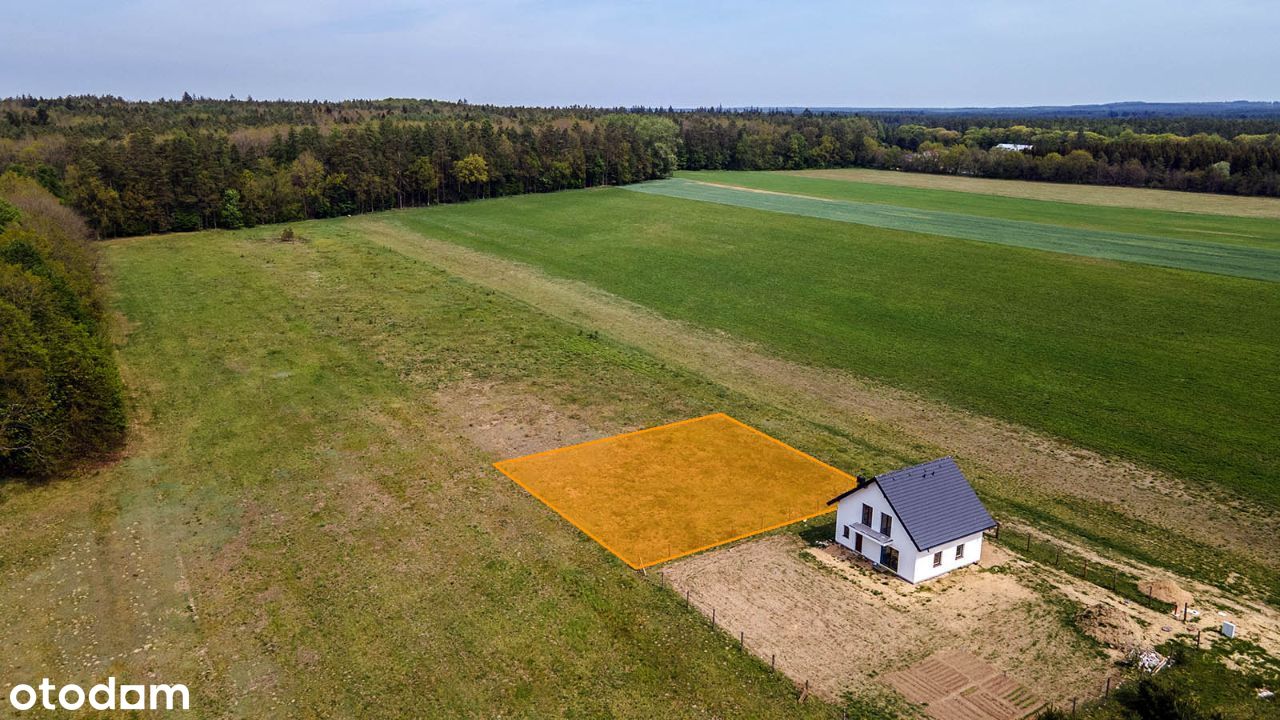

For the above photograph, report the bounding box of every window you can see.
[879,513,892,538]
[933,551,943,567]
[842,525,850,539]
[861,504,873,526]
[955,543,965,560]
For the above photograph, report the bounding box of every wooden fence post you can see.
[1083,558,1089,581]
[712,607,716,628]
[771,653,776,671]
[1072,697,1077,714]
[1026,532,1032,552]
[739,631,744,649]
[1105,677,1111,698]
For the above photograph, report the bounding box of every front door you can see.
[880,545,899,572]
[854,533,863,553]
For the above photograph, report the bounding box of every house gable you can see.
[833,482,912,551]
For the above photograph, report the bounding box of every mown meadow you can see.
[3,220,927,718]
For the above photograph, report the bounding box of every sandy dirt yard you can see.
[663,535,1113,711]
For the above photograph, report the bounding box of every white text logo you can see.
[7,678,189,711]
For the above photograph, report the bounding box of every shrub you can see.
[0,198,17,230]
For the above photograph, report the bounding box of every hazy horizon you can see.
[4,1,1278,108]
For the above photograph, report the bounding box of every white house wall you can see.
[910,531,985,583]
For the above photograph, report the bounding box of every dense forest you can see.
[2,96,1279,237]
[0,173,124,477]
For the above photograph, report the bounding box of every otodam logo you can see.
[7,678,189,711]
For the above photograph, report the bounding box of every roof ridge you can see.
[874,455,954,481]
[864,456,995,551]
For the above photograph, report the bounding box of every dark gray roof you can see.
[828,457,995,551]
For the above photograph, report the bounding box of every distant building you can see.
[827,457,996,583]
[992,143,1033,152]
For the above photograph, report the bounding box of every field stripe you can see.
[625,178,1280,282]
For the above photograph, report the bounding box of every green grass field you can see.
[391,187,1280,508]
[628,178,1280,281]
[686,171,1280,247]
[1,225,866,718]
[4,184,1277,716]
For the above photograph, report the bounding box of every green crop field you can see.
[626,178,1280,281]
[676,170,1280,249]
[390,186,1280,508]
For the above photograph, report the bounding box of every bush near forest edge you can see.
[0,172,124,477]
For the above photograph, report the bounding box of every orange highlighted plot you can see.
[494,413,857,568]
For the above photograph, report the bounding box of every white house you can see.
[992,142,1033,152]
[827,457,996,583]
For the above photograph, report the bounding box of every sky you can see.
[3,0,1278,108]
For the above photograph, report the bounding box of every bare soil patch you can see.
[885,649,1043,720]
[1138,578,1194,609]
[1075,603,1140,650]
[662,535,1110,706]
[432,377,604,459]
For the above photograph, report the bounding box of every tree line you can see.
[7,112,677,237]
[2,97,1279,238]
[675,113,1280,196]
[0,173,124,477]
